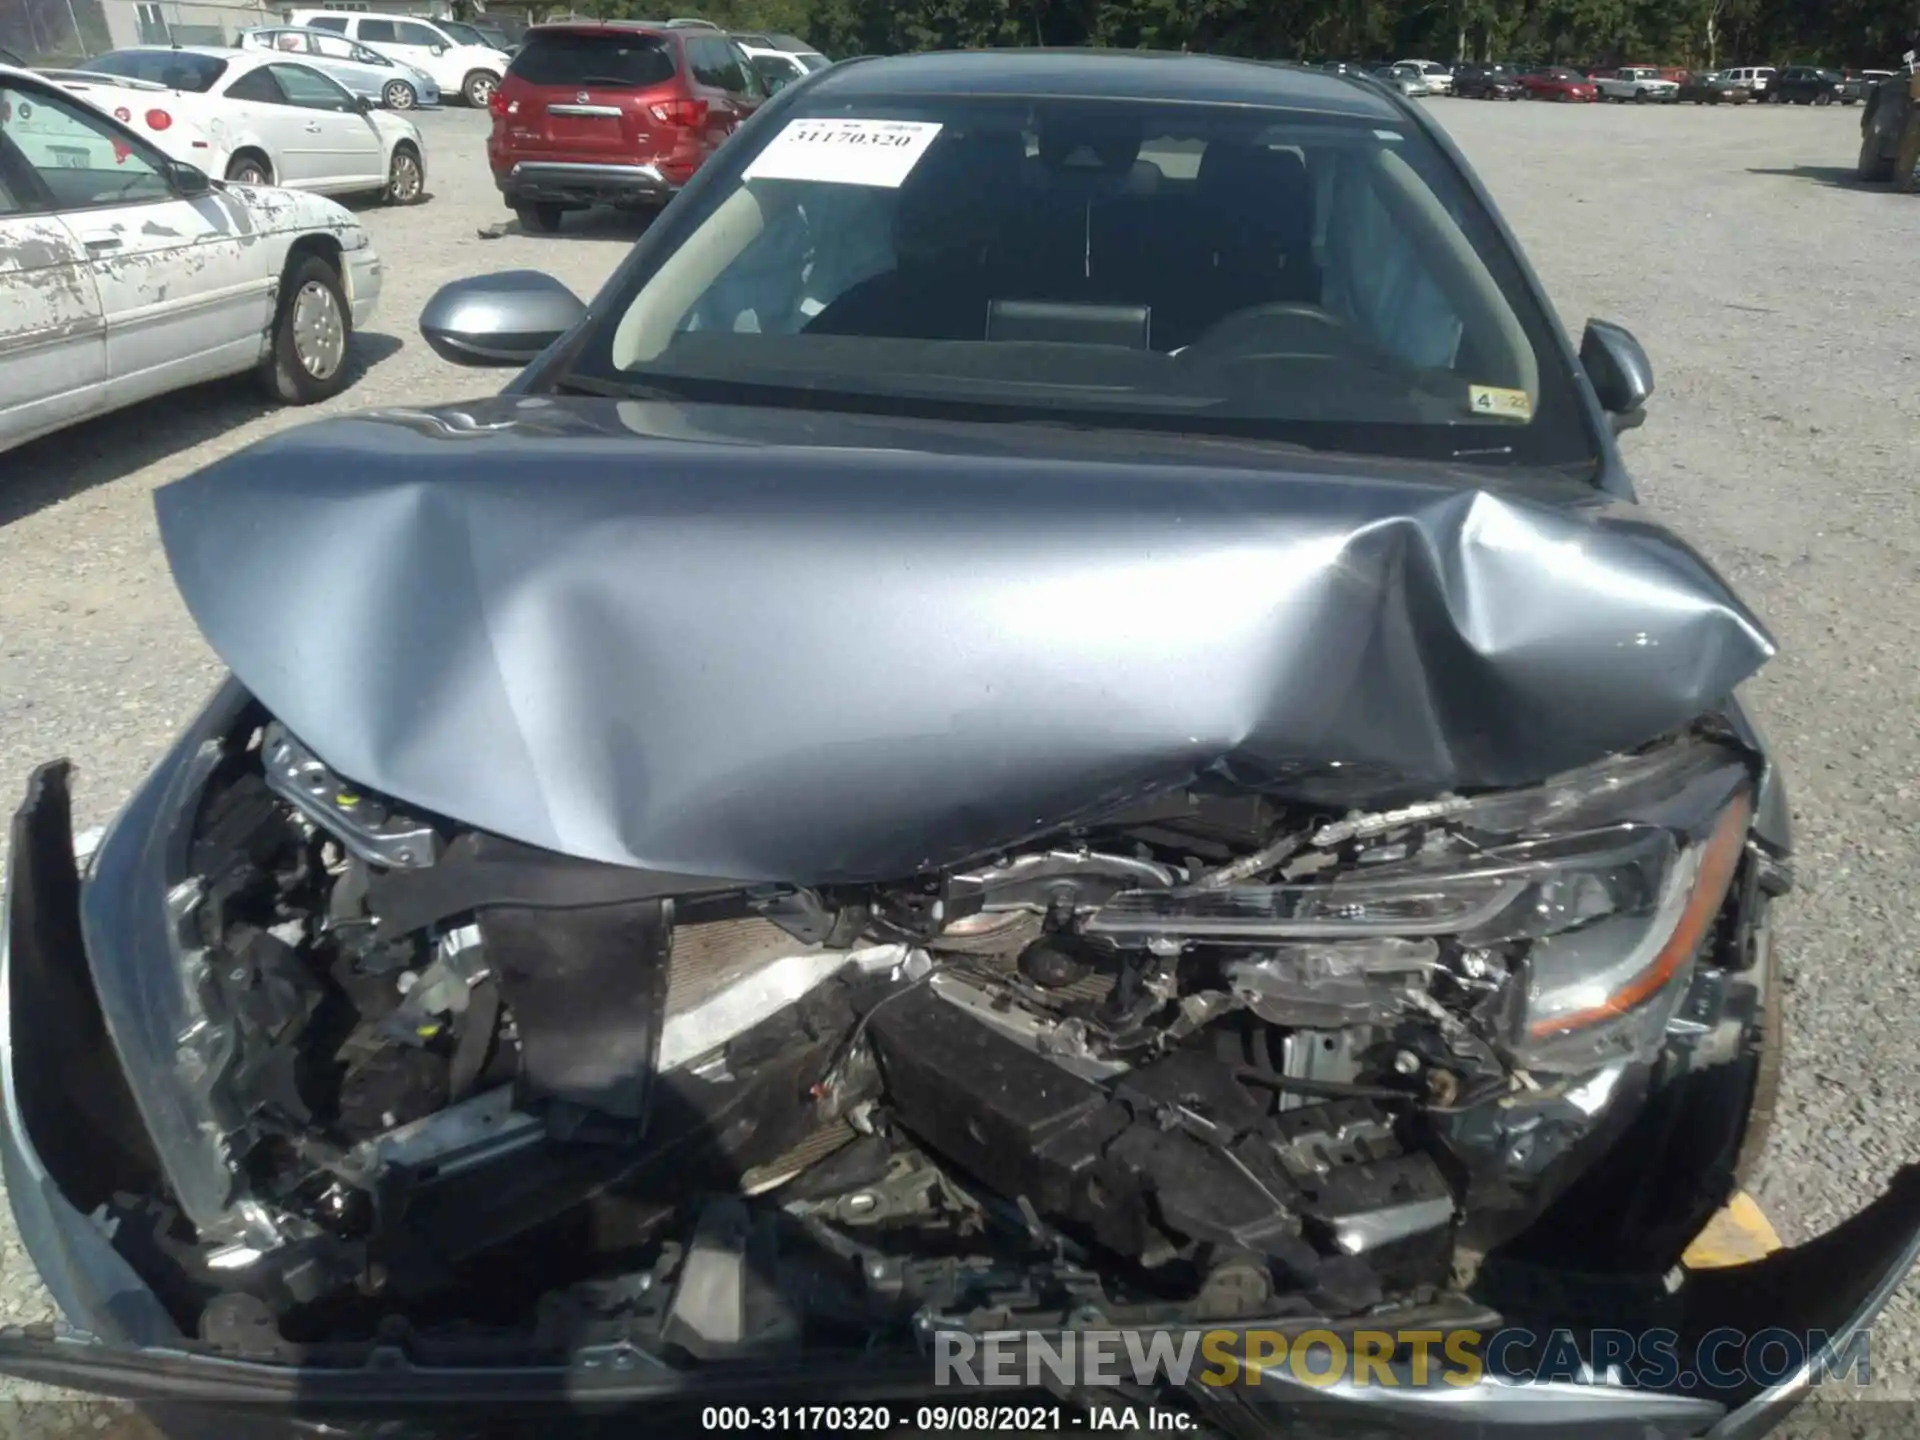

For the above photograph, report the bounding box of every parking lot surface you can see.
[0,98,1917,1433]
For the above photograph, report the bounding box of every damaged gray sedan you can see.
[4,48,1917,1438]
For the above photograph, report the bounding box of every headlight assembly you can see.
[1085,735,1757,1073]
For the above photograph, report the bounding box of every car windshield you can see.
[796,51,829,71]
[79,49,228,90]
[564,94,1595,469]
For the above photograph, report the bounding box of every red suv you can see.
[487,21,768,233]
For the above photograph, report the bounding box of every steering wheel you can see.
[1178,303,1352,362]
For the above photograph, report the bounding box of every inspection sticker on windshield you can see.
[1468,384,1533,420]
[742,118,945,188]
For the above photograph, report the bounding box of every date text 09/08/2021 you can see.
[701,1406,1187,1431]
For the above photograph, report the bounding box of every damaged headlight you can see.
[1086,737,1755,1073]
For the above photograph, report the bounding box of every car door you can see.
[681,35,746,153]
[304,31,380,99]
[217,65,317,184]
[264,62,383,189]
[0,75,266,411]
[726,38,769,114]
[0,88,107,449]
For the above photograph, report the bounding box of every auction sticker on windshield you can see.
[1468,384,1534,420]
[742,118,945,188]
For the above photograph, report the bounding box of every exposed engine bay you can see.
[105,704,1788,1361]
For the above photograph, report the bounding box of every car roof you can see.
[87,45,274,72]
[528,20,675,35]
[805,48,1401,118]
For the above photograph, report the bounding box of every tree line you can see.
[553,0,1920,74]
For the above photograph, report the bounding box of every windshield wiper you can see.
[555,374,689,403]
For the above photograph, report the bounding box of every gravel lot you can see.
[0,95,1916,1433]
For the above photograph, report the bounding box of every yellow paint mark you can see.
[1683,1191,1785,1270]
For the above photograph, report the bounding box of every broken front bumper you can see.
[3,761,1917,1436]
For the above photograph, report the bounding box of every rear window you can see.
[508,31,676,87]
[79,49,228,91]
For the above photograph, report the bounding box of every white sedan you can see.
[55,46,425,201]
[0,63,384,455]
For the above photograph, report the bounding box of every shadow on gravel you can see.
[0,333,405,530]
[475,208,661,243]
[1746,164,1880,191]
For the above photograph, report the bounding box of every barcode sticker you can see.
[742,118,944,188]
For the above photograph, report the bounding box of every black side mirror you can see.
[167,159,213,198]
[1580,319,1654,434]
[420,271,587,367]
[354,93,374,113]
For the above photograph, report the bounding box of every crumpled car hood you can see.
[152,397,1774,883]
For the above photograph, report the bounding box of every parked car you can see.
[489,20,766,233]
[1453,63,1524,99]
[1519,66,1599,101]
[1371,63,1428,97]
[435,17,518,56]
[0,63,380,453]
[287,9,506,106]
[733,30,830,77]
[1677,70,1753,104]
[1768,64,1845,104]
[239,25,441,109]
[68,47,425,199]
[0,43,1897,1440]
[1594,64,1681,102]
[33,65,226,158]
[1722,64,1776,96]
[1391,57,1452,93]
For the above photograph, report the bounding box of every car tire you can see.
[463,70,499,107]
[224,152,271,185]
[515,201,566,234]
[386,143,424,205]
[1855,126,1894,180]
[382,79,417,110]
[258,254,352,406]
[1894,111,1920,194]
[1814,92,1832,106]
[1634,88,1648,102]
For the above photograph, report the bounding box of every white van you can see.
[286,9,505,105]
[1723,65,1777,95]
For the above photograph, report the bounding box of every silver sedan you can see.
[238,26,441,109]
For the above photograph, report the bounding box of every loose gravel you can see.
[0,97,1914,1435]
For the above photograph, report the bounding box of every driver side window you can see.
[393,21,443,47]
[0,81,174,211]
[269,63,356,111]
